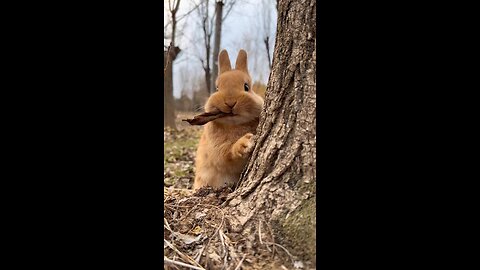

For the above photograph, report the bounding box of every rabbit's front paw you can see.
[232,133,254,158]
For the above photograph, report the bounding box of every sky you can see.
[164,0,277,98]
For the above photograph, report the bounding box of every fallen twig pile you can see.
[164,187,302,270]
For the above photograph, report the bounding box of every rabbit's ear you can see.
[219,50,232,75]
[235,49,248,73]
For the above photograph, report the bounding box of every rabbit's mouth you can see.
[211,107,236,116]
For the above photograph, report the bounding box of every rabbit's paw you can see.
[232,133,254,158]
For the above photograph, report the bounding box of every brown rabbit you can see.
[193,49,264,190]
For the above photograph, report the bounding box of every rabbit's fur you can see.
[193,49,264,190]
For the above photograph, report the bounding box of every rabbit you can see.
[193,49,264,190]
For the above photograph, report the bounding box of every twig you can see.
[265,241,295,265]
[165,203,194,208]
[218,229,226,257]
[178,205,199,222]
[164,256,205,270]
[164,218,173,233]
[233,254,246,270]
[263,218,276,257]
[194,245,205,263]
[258,219,271,252]
[200,204,225,258]
[258,219,263,245]
[218,230,228,270]
[164,239,205,269]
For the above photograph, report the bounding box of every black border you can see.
[4,0,472,268]
[8,2,165,268]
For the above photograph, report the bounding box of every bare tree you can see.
[164,0,183,129]
[194,0,215,96]
[240,32,261,80]
[259,0,276,71]
[227,0,274,84]
[165,0,205,128]
[177,64,197,112]
[222,0,316,266]
[211,0,238,93]
[191,0,238,95]
[211,1,224,94]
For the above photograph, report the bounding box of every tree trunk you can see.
[164,48,180,129]
[199,0,213,96]
[224,0,316,265]
[211,1,223,93]
[164,0,181,129]
[204,61,212,97]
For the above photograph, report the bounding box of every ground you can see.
[164,111,202,189]
[164,112,314,270]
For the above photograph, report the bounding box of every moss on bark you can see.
[274,196,316,264]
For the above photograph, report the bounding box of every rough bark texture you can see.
[224,0,316,264]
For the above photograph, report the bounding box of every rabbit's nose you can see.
[225,101,237,108]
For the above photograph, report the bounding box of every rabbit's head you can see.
[205,49,264,125]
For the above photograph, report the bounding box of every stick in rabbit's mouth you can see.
[182,111,234,126]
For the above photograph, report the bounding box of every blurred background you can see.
[164,0,277,129]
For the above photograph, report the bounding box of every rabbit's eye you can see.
[244,83,249,92]
[216,86,219,91]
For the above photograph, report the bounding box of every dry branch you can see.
[182,111,233,125]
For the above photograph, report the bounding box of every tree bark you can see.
[224,0,316,265]
[211,1,223,93]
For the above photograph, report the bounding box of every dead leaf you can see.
[173,232,202,245]
[191,225,203,235]
[182,111,234,125]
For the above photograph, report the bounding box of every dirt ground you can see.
[164,112,203,189]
